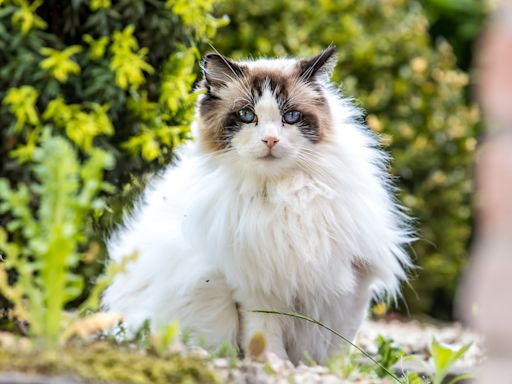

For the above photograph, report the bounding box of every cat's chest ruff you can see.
[190,172,347,296]
[236,182,335,250]
[234,173,334,226]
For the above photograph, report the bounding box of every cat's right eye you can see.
[238,108,255,123]
[283,110,301,124]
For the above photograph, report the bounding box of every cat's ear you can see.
[298,46,337,82]
[201,53,246,87]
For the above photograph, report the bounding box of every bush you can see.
[214,0,479,319]
[0,0,225,339]
[419,0,491,70]
[0,0,226,185]
[0,135,113,346]
[0,0,478,322]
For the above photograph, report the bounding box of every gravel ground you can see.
[207,319,484,383]
[357,319,484,370]
[0,319,484,383]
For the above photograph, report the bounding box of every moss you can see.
[0,342,219,384]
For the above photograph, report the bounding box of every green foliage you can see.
[0,342,220,383]
[0,0,224,345]
[0,0,226,191]
[430,338,473,384]
[328,335,472,384]
[43,98,114,152]
[3,85,39,132]
[0,135,113,347]
[10,0,46,34]
[215,0,479,319]
[404,371,424,384]
[328,349,369,380]
[419,0,491,70]
[39,45,83,83]
[214,341,239,368]
[110,25,154,90]
[375,336,405,379]
[152,320,180,355]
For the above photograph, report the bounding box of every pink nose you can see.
[262,136,279,149]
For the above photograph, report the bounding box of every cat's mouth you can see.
[258,153,279,160]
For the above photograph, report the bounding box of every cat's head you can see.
[197,47,337,177]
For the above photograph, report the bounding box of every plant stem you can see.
[251,309,402,384]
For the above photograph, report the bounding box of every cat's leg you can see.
[238,293,289,360]
[102,220,240,349]
[174,271,240,350]
[324,278,373,360]
[285,276,373,364]
[104,251,240,349]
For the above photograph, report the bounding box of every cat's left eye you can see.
[238,108,255,123]
[283,110,301,124]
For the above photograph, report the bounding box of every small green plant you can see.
[430,338,473,384]
[396,337,473,384]
[376,336,405,378]
[151,320,180,355]
[0,134,113,348]
[128,319,153,350]
[214,341,239,368]
[181,328,192,346]
[403,371,424,384]
[328,349,370,380]
[373,338,424,384]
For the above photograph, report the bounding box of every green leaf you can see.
[431,338,473,384]
[447,373,475,384]
[431,338,453,374]
[64,274,85,302]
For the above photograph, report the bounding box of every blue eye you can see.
[238,108,255,123]
[283,110,301,124]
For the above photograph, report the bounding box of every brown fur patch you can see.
[198,61,333,152]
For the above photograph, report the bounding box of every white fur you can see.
[102,59,411,364]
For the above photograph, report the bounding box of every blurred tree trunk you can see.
[459,1,512,381]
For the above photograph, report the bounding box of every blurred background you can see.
[0,0,494,326]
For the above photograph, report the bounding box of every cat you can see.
[102,47,412,365]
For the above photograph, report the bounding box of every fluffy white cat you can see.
[102,47,412,364]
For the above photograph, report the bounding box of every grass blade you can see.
[251,309,402,383]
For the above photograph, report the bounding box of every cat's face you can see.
[197,48,336,176]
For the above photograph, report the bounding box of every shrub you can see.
[0,0,225,340]
[419,0,491,70]
[1,0,226,186]
[0,135,113,346]
[0,0,478,322]
[214,0,479,319]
